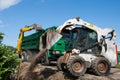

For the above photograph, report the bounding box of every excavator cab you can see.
[61,26,99,54]
[72,27,99,54]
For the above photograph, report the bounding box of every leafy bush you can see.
[0,45,20,80]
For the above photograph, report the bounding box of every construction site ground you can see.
[15,62,120,80]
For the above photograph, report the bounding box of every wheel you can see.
[67,56,87,77]
[57,56,67,71]
[26,50,33,62]
[21,50,33,62]
[91,57,111,76]
[21,51,27,61]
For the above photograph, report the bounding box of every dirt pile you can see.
[15,62,64,80]
[13,49,64,80]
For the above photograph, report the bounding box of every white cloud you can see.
[0,0,21,11]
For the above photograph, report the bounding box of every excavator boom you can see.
[16,24,42,55]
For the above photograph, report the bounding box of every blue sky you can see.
[0,0,120,50]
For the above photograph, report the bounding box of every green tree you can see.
[0,32,20,80]
[0,32,4,44]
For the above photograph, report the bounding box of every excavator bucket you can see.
[39,29,62,50]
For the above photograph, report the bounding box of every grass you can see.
[115,63,120,69]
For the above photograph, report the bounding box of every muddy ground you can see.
[12,62,120,80]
